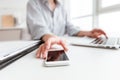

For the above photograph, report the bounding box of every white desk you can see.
[0,45,120,80]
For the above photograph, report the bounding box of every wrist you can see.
[41,34,57,42]
[77,31,91,37]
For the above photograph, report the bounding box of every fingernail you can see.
[43,57,46,59]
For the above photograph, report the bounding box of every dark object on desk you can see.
[0,41,43,70]
[44,49,69,67]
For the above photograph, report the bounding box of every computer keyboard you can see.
[91,38,105,44]
[91,37,119,45]
[105,38,118,45]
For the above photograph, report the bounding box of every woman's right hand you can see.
[36,35,68,59]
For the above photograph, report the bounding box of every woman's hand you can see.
[36,35,68,59]
[77,28,108,39]
[88,29,108,38]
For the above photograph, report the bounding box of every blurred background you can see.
[0,0,120,40]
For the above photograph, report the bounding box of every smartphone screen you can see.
[46,50,69,62]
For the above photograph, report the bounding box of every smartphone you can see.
[44,49,69,67]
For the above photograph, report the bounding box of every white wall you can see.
[99,11,120,36]
[97,0,120,36]
[0,0,29,27]
[0,0,30,40]
[70,0,93,30]
[0,0,29,8]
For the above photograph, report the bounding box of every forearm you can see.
[76,31,91,37]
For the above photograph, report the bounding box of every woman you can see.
[27,0,107,59]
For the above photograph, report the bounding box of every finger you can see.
[41,45,46,59]
[100,30,108,39]
[103,33,108,39]
[43,49,48,59]
[59,40,68,51]
[40,45,46,58]
[42,45,48,59]
[36,46,42,58]
[105,35,108,39]
[45,39,51,50]
[93,29,108,39]
[98,30,108,39]
[99,30,106,35]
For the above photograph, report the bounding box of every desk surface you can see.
[0,45,120,80]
